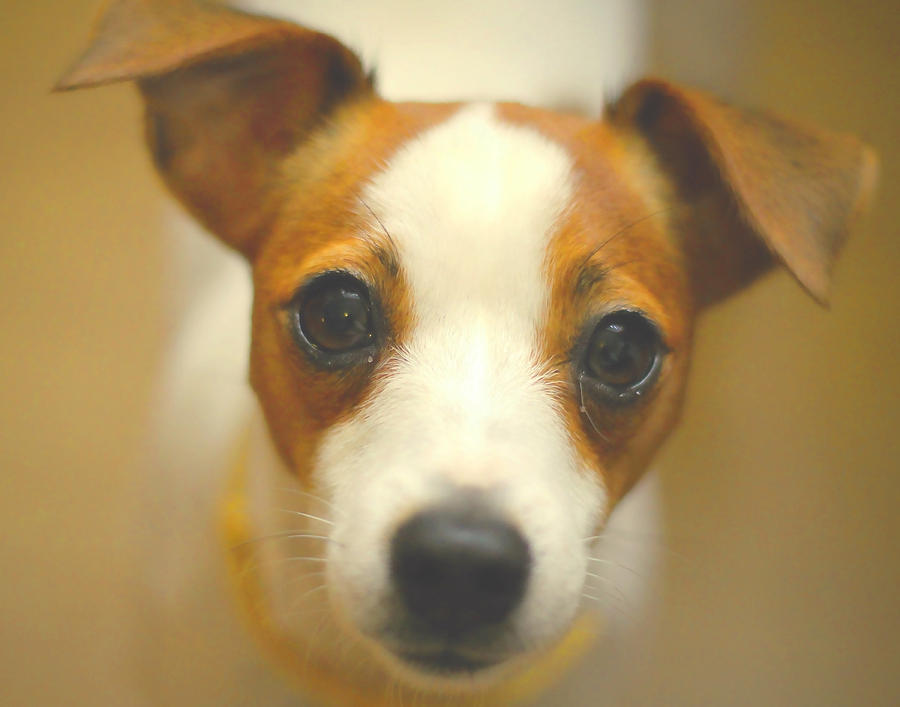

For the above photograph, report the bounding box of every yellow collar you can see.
[221,438,599,706]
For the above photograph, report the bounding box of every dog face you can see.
[247,100,694,678]
[58,0,875,690]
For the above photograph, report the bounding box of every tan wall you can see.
[1,1,896,705]
[1,1,165,703]
[647,1,899,704]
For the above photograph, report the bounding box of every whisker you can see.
[275,486,338,513]
[241,555,329,571]
[294,583,328,603]
[276,508,334,526]
[229,532,337,551]
[584,571,632,608]
[585,569,617,584]
[359,196,399,252]
[580,593,630,619]
[601,259,638,274]
[587,556,645,579]
[281,568,327,583]
[276,584,330,624]
[578,375,610,442]
[585,527,690,542]
[251,569,327,618]
[238,555,329,583]
[577,207,675,274]
[585,529,691,561]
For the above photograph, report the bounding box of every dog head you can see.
[58,0,875,692]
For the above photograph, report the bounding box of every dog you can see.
[56,1,876,704]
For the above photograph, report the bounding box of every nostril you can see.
[390,506,531,635]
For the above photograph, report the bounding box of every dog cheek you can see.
[248,307,381,479]
[326,526,392,636]
[313,416,422,633]
[514,465,602,643]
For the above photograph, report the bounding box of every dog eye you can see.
[582,311,662,400]
[293,273,375,354]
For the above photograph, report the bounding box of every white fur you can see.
[312,105,604,658]
[138,2,658,704]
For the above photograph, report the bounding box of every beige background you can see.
[1,1,897,705]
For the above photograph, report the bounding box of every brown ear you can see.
[610,78,877,305]
[56,0,373,257]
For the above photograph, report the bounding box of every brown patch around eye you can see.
[249,218,415,480]
[574,262,608,296]
[251,240,413,479]
[532,121,692,502]
[242,101,453,479]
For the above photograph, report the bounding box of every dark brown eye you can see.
[294,273,375,355]
[583,311,662,399]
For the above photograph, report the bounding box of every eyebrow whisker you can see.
[359,196,397,250]
[358,196,401,276]
[576,207,673,277]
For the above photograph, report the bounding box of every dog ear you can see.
[610,78,877,306]
[55,0,373,257]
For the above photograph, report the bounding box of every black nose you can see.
[390,506,531,635]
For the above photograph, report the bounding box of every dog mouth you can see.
[370,617,518,678]
[372,620,520,679]
[394,648,500,675]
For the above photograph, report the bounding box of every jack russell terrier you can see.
[57,1,876,704]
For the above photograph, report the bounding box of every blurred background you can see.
[1,0,897,704]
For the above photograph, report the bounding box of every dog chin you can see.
[334,609,530,691]
[376,612,574,694]
[369,638,527,692]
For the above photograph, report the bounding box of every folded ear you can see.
[610,78,877,305]
[56,0,373,257]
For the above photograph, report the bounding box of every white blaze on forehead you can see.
[352,102,585,490]
[320,105,603,648]
[363,103,574,334]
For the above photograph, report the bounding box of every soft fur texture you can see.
[57,1,875,705]
[323,103,601,669]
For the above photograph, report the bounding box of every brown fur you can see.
[610,79,878,305]
[57,1,876,704]
[249,98,457,476]
[56,0,374,255]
